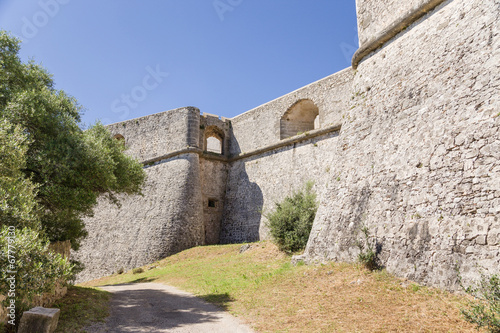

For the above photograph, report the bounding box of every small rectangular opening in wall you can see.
[208,199,218,208]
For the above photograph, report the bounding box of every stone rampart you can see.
[74,153,205,282]
[302,0,500,290]
[220,68,353,243]
[107,107,200,162]
[221,129,341,243]
[356,0,430,46]
[74,108,205,282]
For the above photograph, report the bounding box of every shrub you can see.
[0,227,73,325]
[460,272,500,332]
[357,226,380,271]
[132,267,144,274]
[266,181,318,254]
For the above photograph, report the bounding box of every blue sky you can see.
[0,0,358,127]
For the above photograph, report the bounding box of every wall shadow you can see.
[220,127,263,243]
[221,129,338,244]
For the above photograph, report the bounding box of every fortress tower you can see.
[75,0,499,290]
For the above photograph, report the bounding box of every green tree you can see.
[0,30,146,249]
[0,119,39,230]
[0,119,72,327]
[0,227,72,326]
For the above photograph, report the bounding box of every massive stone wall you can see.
[75,154,205,282]
[356,0,428,46]
[200,159,228,244]
[302,0,500,290]
[74,109,205,282]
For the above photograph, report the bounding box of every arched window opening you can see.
[204,126,224,155]
[206,136,222,154]
[280,99,319,140]
[113,134,125,143]
[113,134,126,148]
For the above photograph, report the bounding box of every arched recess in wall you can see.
[280,99,319,140]
[113,134,125,143]
[204,126,224,155]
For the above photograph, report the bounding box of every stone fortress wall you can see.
[356,0,431,46]
[302,0,500,290]
[74,108,207,281]
[75,0,499,289]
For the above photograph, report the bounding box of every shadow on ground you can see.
[200,292,234,311]
[84,283,250,333]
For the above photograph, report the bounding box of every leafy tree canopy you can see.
[0,119,39,230]
[0,30,146,249]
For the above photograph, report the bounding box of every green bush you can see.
[0,227,73,326]
[460,272,500,332]
[132,267,144,274]
[266,181,318,254]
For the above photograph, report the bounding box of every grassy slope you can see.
[77,241,480,332]
[52,286,110,333]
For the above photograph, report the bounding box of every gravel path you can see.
[83,282,254,333]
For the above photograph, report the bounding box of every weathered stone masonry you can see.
[75,0,499,290]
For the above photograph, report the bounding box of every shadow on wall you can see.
[221,127,339,244]
[220,127,263,243]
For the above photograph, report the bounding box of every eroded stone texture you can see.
[356,0,429,46]
[107,107,201,162]
[74,154,204,282]
[18,307,60,333]
[200,159,228,245]
[221,131,339,243]
[304,0,500,290]
[220,68,353,243]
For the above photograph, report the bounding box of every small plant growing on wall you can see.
[459,271,500,332]
[357,225,380,271]
[265,181,318,254]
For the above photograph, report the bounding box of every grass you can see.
[78,241,481,332]
[52,286,110,333]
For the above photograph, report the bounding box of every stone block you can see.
[18,307,60,333]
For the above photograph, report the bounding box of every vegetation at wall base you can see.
[460,272,500,333]
[0,228,72,327]
[357,225,381,271]
[132,267,144,274]
[266,181,318,254]
[80,242,479,332]
[52,286,111,333]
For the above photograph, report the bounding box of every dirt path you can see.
[83,282,254,333]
